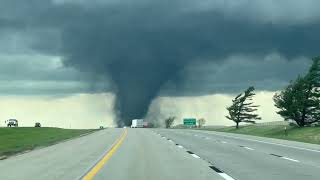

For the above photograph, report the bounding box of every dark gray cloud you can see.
[0,56,112,96]
[163,54,312,96]
[0,0,319,125]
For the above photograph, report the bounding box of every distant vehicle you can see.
[5,119,18,127]
[143,122,154,128]
[143,122,148,128]
[131,119,144,128]
[35,122,41,128]
[99,126,104,129]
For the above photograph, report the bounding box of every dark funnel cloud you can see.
[1,0,320,126]
[59,2,319,126]
[60,2,205,126]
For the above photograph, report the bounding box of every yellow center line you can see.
[82,129,128,180]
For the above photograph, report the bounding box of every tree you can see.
[197,118,206,128]
[165,116,175,128]
[226,86,261,128]
[274,57,320,127]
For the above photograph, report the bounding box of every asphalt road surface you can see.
[155,129,320,180]
[0,128,319,180]
[0,128,223,180]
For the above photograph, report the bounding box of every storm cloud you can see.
[0,0,319,126]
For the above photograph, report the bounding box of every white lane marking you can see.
[162,137,166,139]
[178,145,184,148]
[201,132,320,153]
[219,173,235,180]
[221,141,227,144]
[205,137,211,140]
[194,134,198,137]
[244,147,254,151]
[191,154,200,159]
[282,157,300,162]
[168,140,173,142]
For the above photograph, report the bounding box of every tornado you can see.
[54,0,319,126]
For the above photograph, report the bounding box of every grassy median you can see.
[199,125,320,145]
[0,127,97,157]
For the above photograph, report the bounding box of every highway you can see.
[0,128,319,180]
[156,129,320,180]
[0,128,223,180]
[0,129,123,180]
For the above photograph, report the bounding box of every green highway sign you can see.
[183,118,196,126]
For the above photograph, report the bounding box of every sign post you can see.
[183,118,196,127]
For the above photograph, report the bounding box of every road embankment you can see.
[0,127,97,158]
[196,125,320,145]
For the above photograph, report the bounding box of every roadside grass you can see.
[198,125,320,145]
[0,127,97,157]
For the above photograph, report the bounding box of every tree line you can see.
[226,57,320,128]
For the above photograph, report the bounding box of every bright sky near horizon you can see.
[0,91,280,128]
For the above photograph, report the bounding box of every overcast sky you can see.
[0,0,319,127]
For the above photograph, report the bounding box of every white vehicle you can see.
[5,119,18,127]
[131,119,144,128]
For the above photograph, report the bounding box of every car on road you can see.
[143,122,154,128]
[5,119,18,127]
[35,122,41,128]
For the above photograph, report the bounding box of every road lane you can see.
[95,128,225,180]
[0,129,123,180]
[175,129,320,167]
[81,129,128,180]
[156,129,320,180]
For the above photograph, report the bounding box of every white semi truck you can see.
[131,119,144,128]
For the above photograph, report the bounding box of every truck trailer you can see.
[131,119,144,128]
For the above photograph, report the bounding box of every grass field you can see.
[0,127,97,157]
[199,125,320,145]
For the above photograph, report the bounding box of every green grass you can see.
[199,125,320,145]
[0,127,97,156]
